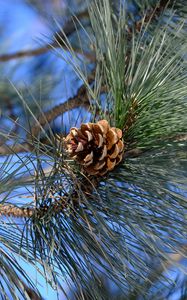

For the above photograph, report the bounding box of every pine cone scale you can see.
[84,151,93,163]
[85,130,93,141]
[107,158,116,171]
[117,140,124,152]
[97,120,109,134]
[75,142,84,152]
[99,145,107,161]
[94,160,106,171]
[109,144,120,159]
[106,129,118,150]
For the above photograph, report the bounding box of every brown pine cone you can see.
[64,120,124,176]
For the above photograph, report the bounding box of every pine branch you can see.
[1,1,187,298]
[0,175,100,217]
[1,0,186,218]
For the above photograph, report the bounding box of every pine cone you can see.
[64,120,124,176]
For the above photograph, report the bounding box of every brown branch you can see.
[0,142,33,155]
[0,72,95,155]
[28,76,94,139]
[0,205,34,217]
[28,71,106,140]
[0,42,95,62]
[0,68,100,155]
[0,93,88,155]
[0,9,95,62]
[0,45,51,62]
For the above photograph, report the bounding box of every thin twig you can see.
[0,205,34,217]
[0,142,32,155]
[28,72,95,139]
[0,174,100,218]
[0,72,95,155]
[0,42,95,62]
